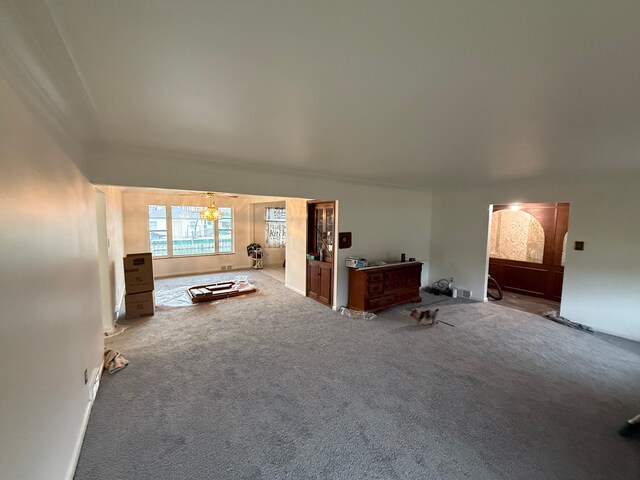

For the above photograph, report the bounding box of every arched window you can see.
[490,209,545,264]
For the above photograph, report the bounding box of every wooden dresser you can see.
[347,261,422,312]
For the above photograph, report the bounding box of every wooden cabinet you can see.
[307,260,332,306]
[347,262,422,312]
[306,201,335,307]
[308,202,335,262]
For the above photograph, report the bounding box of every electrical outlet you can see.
[84,368,88,385]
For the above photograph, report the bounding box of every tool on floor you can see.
[542,311,594,333]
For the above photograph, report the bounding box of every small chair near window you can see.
[247,243,263,269]
[251,247,263,269]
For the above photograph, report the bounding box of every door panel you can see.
[502,264,548,296]
[318,263,332,306]
[307,260,332,306]
[307,262,319,301]
[550,268,564,301]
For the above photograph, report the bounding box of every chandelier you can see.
[200,193,221,221]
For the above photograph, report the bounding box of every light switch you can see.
[338,232,352,249]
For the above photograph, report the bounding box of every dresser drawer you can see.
[368,283,384,297]
[368,297,385,310]
[369,272,384,283]
[382,293,396,305]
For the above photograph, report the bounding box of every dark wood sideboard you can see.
[347,261,422,312]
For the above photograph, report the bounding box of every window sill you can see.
[152,252,236,259]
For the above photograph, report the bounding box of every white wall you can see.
[252,200,286,267]
[429,176,640,341]
[90,148,433,308]
[0,74,103,479]
[284,198,308,296]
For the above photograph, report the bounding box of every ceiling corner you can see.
[0,0,102,156]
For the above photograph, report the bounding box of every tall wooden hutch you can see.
[306,201,335,307]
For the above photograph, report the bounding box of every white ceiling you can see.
[9,1,640,187]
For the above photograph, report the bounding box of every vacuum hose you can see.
[487,275,503,301]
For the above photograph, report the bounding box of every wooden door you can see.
[489,203,569,301]
[307,261,320,301]
[318,262,333,306]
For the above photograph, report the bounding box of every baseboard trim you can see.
[66,364,103,480]
[285,284,306,296]
[586,326,640,343]
[154,266,250,279]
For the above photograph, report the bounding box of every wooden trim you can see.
[492,202,569,211]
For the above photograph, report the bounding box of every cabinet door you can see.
[323,205,334,259]
[307,262,320,301]
[318,263,333,306]
[312,203,334,261]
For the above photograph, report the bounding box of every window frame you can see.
[216,207,234,254]
[148,204,169,257]
[264,206,286,248]
[147,204,235,258]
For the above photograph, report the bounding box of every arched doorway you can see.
[489,203,570,301]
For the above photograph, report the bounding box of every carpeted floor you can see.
[75,270,640,479]
[261,266,286,284]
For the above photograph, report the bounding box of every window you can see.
[218,207,233,253]
[147,205,234,256]
[171,206,215,256]
[265,207,286,248]
[148,205,168,256]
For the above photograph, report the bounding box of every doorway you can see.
[252,201,287,284]
[487,203,570,312]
